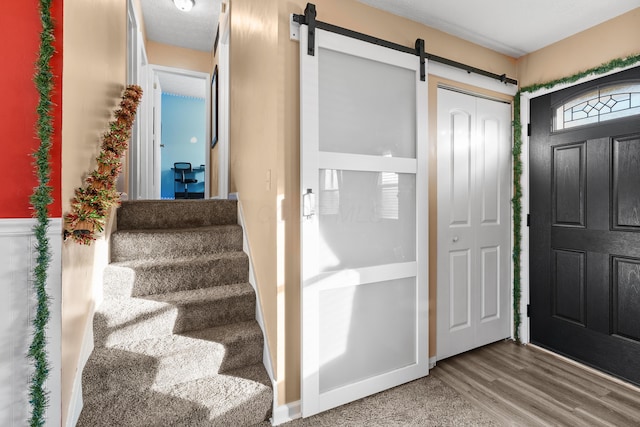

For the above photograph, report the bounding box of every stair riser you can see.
[77,392,210,427]
[117,200,237,230]
[103,256,249,297]
[94,295,256,347]
[83,335,264,398]
[111,227,243,262]
[82,346,224,395]
[78,373,272,427]
[173,294,256,334]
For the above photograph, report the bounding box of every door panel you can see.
[437,89,512,359]
[530,66,640,386]
[300,26,428,417]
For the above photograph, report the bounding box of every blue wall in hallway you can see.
[161,93,206,199]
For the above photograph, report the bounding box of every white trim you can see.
[0,218,62,426]
[236,197,276,396]
[519,63,640,344]
[65,302,95,427]
[428,356,437,370]
[271,400,302,426]
[216,3,231,199]
[429,62,518,96]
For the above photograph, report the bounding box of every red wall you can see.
[0,1,63,218]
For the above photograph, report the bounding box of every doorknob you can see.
[452,236,459,243]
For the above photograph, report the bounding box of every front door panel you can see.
[530,66,640,385]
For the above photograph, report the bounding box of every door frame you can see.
[126,0,146,199]
[144,65,211,200]
[518,63,640,344]
[215,0,231,199]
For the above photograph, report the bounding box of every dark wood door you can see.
[530,67,640,386]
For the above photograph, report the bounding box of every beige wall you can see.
[517,8,640,87]
[61,0,127,424]
[146,40,213,74]
[229,0,281,398]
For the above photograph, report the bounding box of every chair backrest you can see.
[174,162,192,172]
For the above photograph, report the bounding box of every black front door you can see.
[530,66,640,385]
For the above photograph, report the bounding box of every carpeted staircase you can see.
[77,199,273,426]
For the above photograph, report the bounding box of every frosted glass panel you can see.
[318,47,416,158]
[318,170,416,272]
[319,278,417,393]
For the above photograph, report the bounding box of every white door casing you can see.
[437,88,511,360]
[300,26,428,417]
[153,74,162,199]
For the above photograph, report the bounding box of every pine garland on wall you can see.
[511,53,640,343]
[29,0,142,423]
[64,85,143,244]
[29,0,55,424]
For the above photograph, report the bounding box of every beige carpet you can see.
[268,374,497,426]
[78,199,272,426]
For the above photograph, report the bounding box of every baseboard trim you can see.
[271,400,302,426]
[235,197,277,395]
[65,303,95,427]
[429,356,437,370]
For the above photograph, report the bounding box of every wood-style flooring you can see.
[432,340,640,426]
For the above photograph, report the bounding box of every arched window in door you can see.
[553,81,640,131]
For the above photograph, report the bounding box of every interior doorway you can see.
[141,65,211,200]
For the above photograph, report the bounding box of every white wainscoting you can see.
[0,218,62,426]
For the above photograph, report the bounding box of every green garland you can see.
[29,0,55,425]
[512,53,640,343]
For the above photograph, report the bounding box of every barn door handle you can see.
[303,188,315,219]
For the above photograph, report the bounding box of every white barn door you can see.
[437,88,511,360]
[300,27,429,417]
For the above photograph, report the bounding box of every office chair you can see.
[174,162,198,199]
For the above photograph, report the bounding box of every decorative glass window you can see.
[553,82,640,131]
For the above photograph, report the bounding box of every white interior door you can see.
[436,88,511,360]
[300,27,428,417]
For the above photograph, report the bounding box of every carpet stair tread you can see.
[117,199,238,230]
[111,224,243,262]
[83,321,264,394]
[103,252,249,297]
[80,199,272,426]
[78,363,272,427]
[94,283,256,346]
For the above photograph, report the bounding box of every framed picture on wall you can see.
[211,66,219,148]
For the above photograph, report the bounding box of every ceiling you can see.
[140,0,640,59]
[357,0,640,58]
[156,71,207,98]
[140,0,221,52]
[140,0,640,97]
